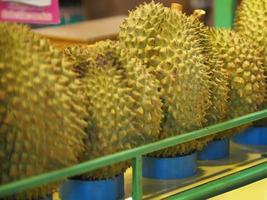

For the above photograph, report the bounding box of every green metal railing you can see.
[2,0,267,199]
[0,109,267,199]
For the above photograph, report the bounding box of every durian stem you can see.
[192,9,206,21]
[171,3,183,12]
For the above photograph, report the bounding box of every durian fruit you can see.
[119,2,212,157]
[0,23,87,200]
[235,0,267,125]
[119,1,166,73]
[64,40,162,179]
[235,0,267,81]
[190,10,230,127]
[204,37,230,128]
[187,10,231,143]
[208,28,266,137]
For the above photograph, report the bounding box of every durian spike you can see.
[192,9,206,21]
[171,3,183,12]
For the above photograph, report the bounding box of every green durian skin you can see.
[65,40,162,179]
[0,23,87,200]
[120,2,212,156]
[208,28,266,138]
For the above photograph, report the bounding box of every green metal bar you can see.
[214,0,237,28]
[132,156,143,200]
[0,109,267,198]
[167,162,267,200]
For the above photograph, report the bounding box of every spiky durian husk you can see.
[65,40,162,179]
[204,50,234,140]
[189,14,230,126]
[119,2,212,156]
[234,0,267,79]
[235,0,267,125]
[0,23,87,200]
[188,15,230,142]
[208,28,266,137]
[119,1,166,73]
[209,28,265,117]
[64,45,97,79]
[206,53,229,126]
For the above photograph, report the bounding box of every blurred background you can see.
[57,0,223,26]
[33,0,241,46]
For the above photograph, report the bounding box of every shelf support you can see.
[214,0,237,28]
[132,155,143,200]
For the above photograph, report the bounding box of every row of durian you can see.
[0,0,266,199]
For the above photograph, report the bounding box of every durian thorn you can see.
[192,9,206,21]
[171,3,183,12]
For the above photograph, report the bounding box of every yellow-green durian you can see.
[205,46,230,126]
[235,0,267,125]
[208,28,266,136]
[64,40,162,179]
[119,1,166,72]
[187,12,231,143]
[190,11,230,126]
[119,2,212,156]
[0,23,87,200]
[235,0,267,85]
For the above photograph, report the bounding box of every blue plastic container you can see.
[59,174,124,200]
[198,139,230,160]
[142,152,197,179]
[233,126,267,145]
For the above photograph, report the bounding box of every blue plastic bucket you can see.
[233,126,267,145]
[198,139,230,160]
[142,152,197,179]
[59,174,124,200]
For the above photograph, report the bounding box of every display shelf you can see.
[147,143,267,199]
[0,109,267,199]
[210,178,267,200]
[51,142,267,200]
[116,142,267,199]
